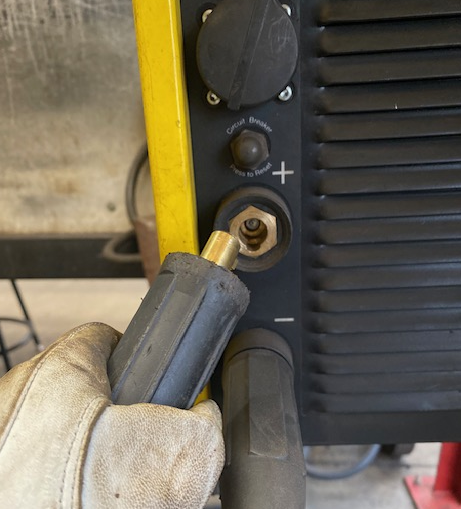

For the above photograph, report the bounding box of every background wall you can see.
[0,0,151,235]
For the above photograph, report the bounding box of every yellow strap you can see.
[132,0,199,261]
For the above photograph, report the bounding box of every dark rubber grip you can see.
[108,252,249,408]
[220,329,306,509]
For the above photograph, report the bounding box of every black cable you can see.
[125,142,149,224]
[101,231,142,263]
[102,142,148,264]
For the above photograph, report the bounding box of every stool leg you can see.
[0,324,12,372]
[405,444,461,508]
[11,280,42,350]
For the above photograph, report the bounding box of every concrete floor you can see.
[0,279,441,509]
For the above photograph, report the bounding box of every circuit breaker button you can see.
[230,130,270,171]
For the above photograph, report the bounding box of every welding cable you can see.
[101,230,141,263]
[101,143,148,263]
[125,142,149,224]
[303,444,381,480]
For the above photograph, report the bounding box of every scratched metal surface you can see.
[0,0,151,234]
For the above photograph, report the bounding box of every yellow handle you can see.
[132,0,199,261]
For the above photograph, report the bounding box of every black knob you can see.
[230,130,270,171]
[197,0,298,110]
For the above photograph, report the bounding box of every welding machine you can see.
[130,0,461,505]
[176,0,461,446]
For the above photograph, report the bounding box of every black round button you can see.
[197,0,298,110]
[230,130,270,171]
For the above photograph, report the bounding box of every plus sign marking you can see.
[272,161,294,185]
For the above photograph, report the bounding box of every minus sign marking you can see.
[274,317,295,323]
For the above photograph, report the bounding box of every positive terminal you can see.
[206,90,221,106]
[229,206,277,258]
[278,85,293,102]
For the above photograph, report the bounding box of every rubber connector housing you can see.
[221,329,306,509]
[108,252,250,408]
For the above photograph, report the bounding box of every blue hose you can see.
[304,444,381,480]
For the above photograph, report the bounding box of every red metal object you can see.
[405,443,461,509]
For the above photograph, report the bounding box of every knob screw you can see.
[282,4,292,16]
[201,8,213,23]
[206,90,221,106]
[278,85,293,103]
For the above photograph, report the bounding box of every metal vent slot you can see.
[317,0,461,25]
[317,108,461,142]
[311,351,461,375]
[318,136,461,168]
[309,392,461,414]
[316,18,461,55]
[316,80,461,114]
[315,241,461,268]
[312,331,461,355]
[313,309,461,334]
[318,50,461,86]
[317,193,461,220]
[314,287,461,313]
[313,265,461,291]
[317,215,461,244]
[302,0,461,441]
[311,372,461,395]
[317,165,461,195]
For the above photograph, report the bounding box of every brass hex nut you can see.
[229,205,277,258]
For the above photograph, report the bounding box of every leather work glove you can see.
[0,323,224,509]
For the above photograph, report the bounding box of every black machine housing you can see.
[181,0,461,445]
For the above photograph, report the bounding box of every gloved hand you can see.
[0,323,224,509]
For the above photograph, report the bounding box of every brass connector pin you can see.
[200,231,240,270]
